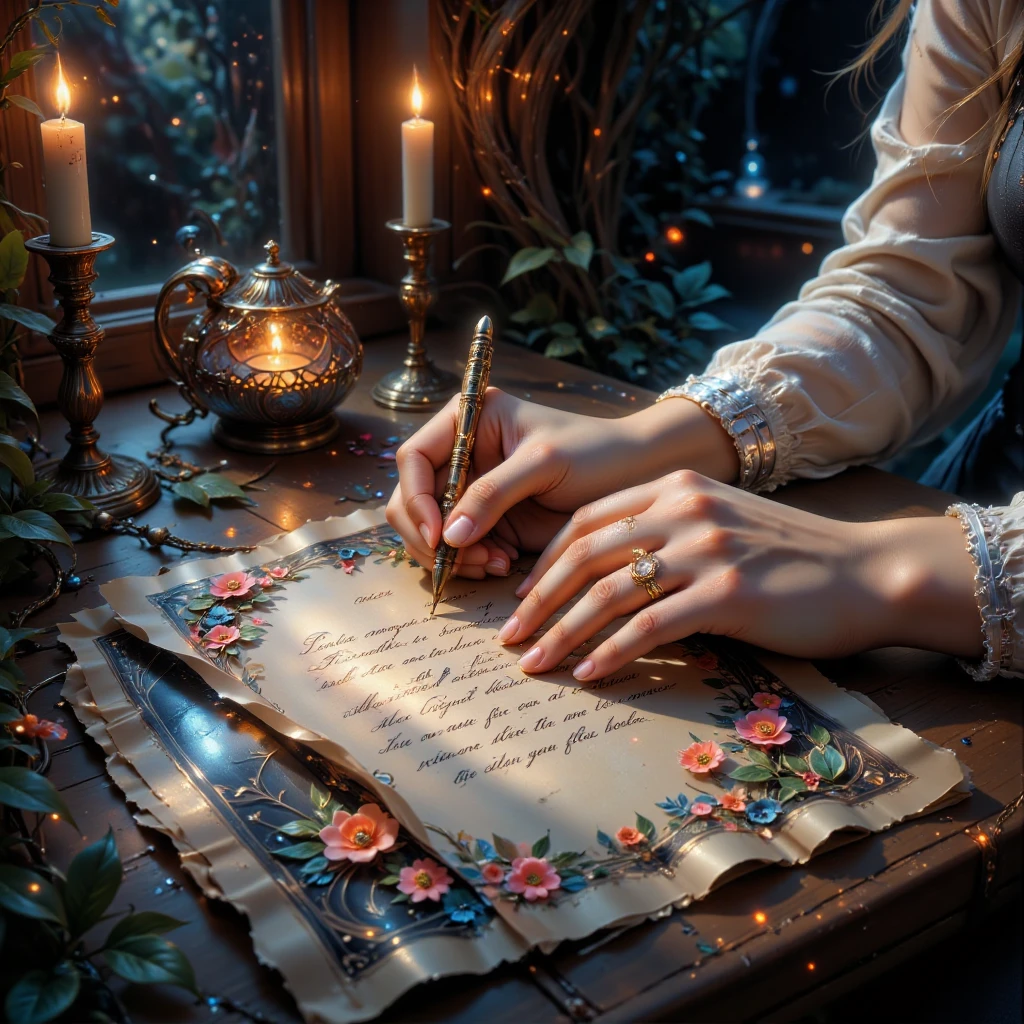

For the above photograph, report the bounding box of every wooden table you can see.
[7,331,1021,1023]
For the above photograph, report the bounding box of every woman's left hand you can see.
[498,470,982,681]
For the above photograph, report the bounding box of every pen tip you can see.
[430,597,439,616]
[475,314,493,334]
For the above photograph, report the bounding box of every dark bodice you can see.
[988,95,1024,282]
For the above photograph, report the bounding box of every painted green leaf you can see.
[728,764,775,782]
[808,747,830,779]
[273,841,324,860]
[4,962,80,1024]
[780,754,809,775]
[379,874,401,886]
[809,724,830,747]
[278,819,321,838]
[0,230,29,291]
[500,246,558,286]
[491,833,519,862]
[531,834,551,858]
[187,597,215,612]
[104,935,197,993]
[635,813,657,840]
[746,748,774,769]
[823,745,846,781]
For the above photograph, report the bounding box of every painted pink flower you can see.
[204,625,240,650]
[801,771,823,791]
[735,709,792,747]
[209,571,259,599]
[691,799,716,817]
[480,862,506,885]
[267,566,288,579]
[615,826,646,848]
[678,740,725,774]
[8,714,67,742]
[258,576,274,588]
[691,651,719,672]
[251,617,266,625]
[340,559,356,575]
[751,691,782,710]
[397,857,453,902]
[722,820,738,831]
[719,789,747,813]
[506,856,561,901]
[319,804,399,863]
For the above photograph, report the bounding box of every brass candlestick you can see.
[372,218,459,411]
[25,232,159,516]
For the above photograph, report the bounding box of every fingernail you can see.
[498,615,520,643]
[518,645,544,672]
[419,524,432,548]
[486,558,509,575]
[573,658,595,681]
[443,514,474,546]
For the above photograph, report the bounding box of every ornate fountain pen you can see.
[431,314,495,614]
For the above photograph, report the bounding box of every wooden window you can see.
[5,0,481,407]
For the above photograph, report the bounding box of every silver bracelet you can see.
[946,502,1015,681]
[657,375,777,491]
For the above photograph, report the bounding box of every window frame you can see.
[8,0,471,406]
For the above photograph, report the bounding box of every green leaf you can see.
[746,748,774,769]
[0,767,77,827]
[531,834,551,858]
[809,724,830,747]
[609,254,638,280]
[671,261,712,300]
[509,291,557,325]
[778,777,808,796]
[0,302,54,336]
[780,754,809,775]
[638,280,675,319]
[64,828,121,937]
[104,935,197,993]
[277,819,321,838]
[500,246,558,285]
[682,207,715,228]
[194,473,253,503]
[33,492,92,514]
[823,745,846,781]
[562,231,594,271]
[0,230,29,291]
[701,676,727,689]
[0,625,42,659]
[0,864,66,925]
[310,783,331,810]
[688,311,732,332]
[584,316,619,340]
[187,597,215,612]
[544,336,584,359]
[379,874,401,886]
[0,510,72,546]
[808,747,830,779]
[728,764,775,783]
[684,283,731,307]
[171,480,210,508]
[0,434,34,487]
[635,813,657,840]
[273,841,324,860]
[238,625,267,641]
[1,48,49,87]
[0,370,37,419]
[106,911,186,947]
[491,833,519,862]
[4,962,80,1024]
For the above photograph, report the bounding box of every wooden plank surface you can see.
[5,330,1020,1023]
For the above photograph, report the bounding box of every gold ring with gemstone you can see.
[630,547,664,600]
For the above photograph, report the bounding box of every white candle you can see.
[246,322,308,371]
[40,57,91,248]
[402,71,433,228]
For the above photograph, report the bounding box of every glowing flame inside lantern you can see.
[411,69,423,118]
[55,55,71,118]
[270,321,282,356]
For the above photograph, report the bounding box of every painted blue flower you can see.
[205,605,235,626]
[746,798,783,825]
[694,794,719,806]
[443,889,487,925]
[338,548,356,559]
[560,874,588,893]
[655,793,690,817]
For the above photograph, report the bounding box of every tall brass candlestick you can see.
[25,232,159,516]
[372,218,459,411]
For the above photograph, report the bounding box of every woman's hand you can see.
[386,388,739,579]
[499,470,982,679]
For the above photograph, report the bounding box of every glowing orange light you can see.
[112,94,120,103]
[593,127,602,137]
[754,911,767,925]
[807,962,816,971]
[225,526,237,539]
[801,241,814,255]
[644,251,655,263]
[54,54,71,117]
[411,67,424,118]
[270,322,283,355]
[50,814,60,821]
[666,226,684,244]
[171,117,181,126]
[28,883,41,893]
[482,187,492,197]
[975,832,989,845]
[14,725,24,733]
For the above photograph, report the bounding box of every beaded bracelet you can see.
[946,502,1015,681]
[657,375,777,491]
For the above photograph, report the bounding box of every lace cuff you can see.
[946,501,1022,681]
[657,375,777,491]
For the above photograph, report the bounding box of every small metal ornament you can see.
[152,239,363,454]
[372,219,459,411]
[24,232,160,517]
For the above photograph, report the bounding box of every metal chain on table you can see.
[966,789,1024,899]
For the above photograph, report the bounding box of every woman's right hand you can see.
[385,386,739,579]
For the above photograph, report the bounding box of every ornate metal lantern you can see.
[153,240,363,453]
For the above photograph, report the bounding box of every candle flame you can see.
[270,322,282,354]
[411,67,423,118]
[54,54,71,117]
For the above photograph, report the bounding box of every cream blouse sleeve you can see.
[660,0,1024,676]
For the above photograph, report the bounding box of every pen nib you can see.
[430,596,439,616]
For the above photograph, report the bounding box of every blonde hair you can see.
[841,0,1023,188]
